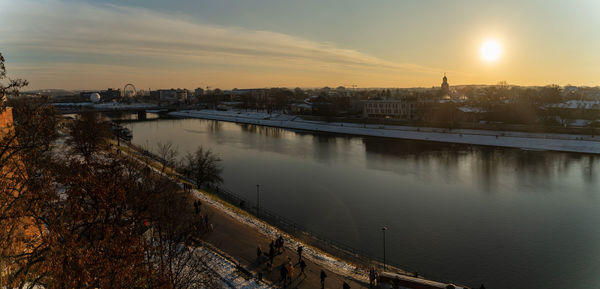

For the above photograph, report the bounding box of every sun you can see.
[480,39,501,62]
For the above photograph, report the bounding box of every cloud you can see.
[0,0,462,89]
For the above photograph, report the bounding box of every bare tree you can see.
[0,52,219,289]
[181,147,223,189]
[146,178,220,289]
[156,141,178,173]
[67,111,112,159]
[0,52,28,108]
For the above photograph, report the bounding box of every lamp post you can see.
[381,226,388,271]
[256,184,260,218]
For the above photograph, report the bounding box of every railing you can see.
[126,141,460,286]
[201,184,455,285]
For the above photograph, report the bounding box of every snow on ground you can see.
[197,246,274,289]
[120,145,367,287]
[188,186,370,284]
[170,109,600,154]
[119,148,276,288]
[545,100,600,110]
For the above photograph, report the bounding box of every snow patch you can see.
[170,109,600,154]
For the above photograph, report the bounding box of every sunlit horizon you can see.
[1,0,599,90]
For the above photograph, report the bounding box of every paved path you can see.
[198,196,367,289]
[117,142,369,289]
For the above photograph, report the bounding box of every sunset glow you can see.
[480,40,502,62]
[1,0,599,89]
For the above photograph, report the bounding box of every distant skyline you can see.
[1,0,599,90]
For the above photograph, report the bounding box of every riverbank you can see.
[117,143,371,288]
[119,141,471,289]
[169,109,600,154]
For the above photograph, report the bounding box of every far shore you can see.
[169,109,600,154]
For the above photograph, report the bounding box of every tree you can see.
[181,147,223,189]
[156,141,179,173]
[0,53,58,288]
[0,52,219,288]
[67,111,112,159]
[44,157,166,288]
[540,84,562,103]
[0,52,28,109]
[145,177,220,289]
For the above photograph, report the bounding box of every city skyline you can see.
[2,0,599,90]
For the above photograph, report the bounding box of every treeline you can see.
[0,53,221,288]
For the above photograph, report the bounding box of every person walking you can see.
[287,262,294,285]
[280,264,288,285]
[269,245,275,264]
[320,270,327,289]
[256,246,262,263]
[297,245,303,262]
[369,267,376,288]
[278,236,285,253]
[299,259,307,277]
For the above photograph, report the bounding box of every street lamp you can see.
[256,184,260,218]
[381,226,388,271]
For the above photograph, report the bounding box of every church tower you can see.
[441,73,450,95]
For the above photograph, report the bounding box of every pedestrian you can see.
[269,245,275,264]
[287,262,294,285]
[393,276,400,289]
[343,281,351,289]
[269,240,275,252]
[257,246,262,263]
[277,236,284,253]
[299,259,307,277]
[297,245,303,262]
[280,264,288,285]
[369,267,376,288]
[275,237,280,253]
[320,270,327,289]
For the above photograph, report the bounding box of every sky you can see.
[1,0,599,90]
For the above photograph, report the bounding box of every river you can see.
[125,117,600,289]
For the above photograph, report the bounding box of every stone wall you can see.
[0,107,13,131]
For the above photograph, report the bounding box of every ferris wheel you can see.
[123,83,137,98]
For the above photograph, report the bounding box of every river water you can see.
[125,118,600,289]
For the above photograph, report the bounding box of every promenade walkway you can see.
[118,142,369,289]
[195,189,368,289]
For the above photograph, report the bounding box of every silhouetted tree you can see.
[156,141,179,173]
[67,111,112,159]
[181,146,223,188]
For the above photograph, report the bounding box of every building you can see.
[100,88,121,101]
[157,89,177,101]
[175,88,189,100]
[0,107,41,279]
[441,74,450,96]
[363,96,418,120]
[0,107,13,131]
[155,88,190,104]
[194,87,204,97]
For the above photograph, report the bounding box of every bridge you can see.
[54,103,189,119]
